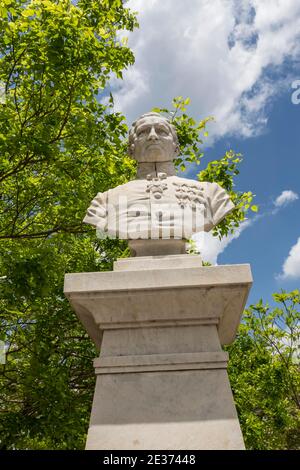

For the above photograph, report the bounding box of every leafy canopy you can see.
[0,0,136,450]
[153,97,258,238]
[0,0,137,241]
[3,1,293,451]
[227,290,300,450]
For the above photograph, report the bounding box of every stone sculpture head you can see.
[128,112,180,163]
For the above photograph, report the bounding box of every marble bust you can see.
[83,112,235,255]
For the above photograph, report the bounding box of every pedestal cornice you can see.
[64,263,252,348]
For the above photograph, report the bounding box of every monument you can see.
[82,112,235,255]
[64,112,252,449]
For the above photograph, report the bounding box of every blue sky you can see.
[112,0,300,305]
[203,91,300,305]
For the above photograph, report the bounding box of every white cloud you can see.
[190,187,298,264]
[114,0,300,139]
[277,237,300,280]
[274,190,299,208]
[193,219,253,265]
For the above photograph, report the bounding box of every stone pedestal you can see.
[64,255,252,450]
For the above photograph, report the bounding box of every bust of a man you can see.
[83,112,235,255]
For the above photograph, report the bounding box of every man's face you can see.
[131,116,177,163]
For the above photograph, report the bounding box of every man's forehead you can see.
[135,116,169,128]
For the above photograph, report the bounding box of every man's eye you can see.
[137,130,147,137]
[158,129,168,135]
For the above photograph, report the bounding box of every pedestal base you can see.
[64,255,252,450]
[87,369,244,450]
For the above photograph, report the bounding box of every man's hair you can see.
[128,112,179,157]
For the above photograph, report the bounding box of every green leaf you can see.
[22,9,35,17]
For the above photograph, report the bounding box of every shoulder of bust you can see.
[167,176,212,189]
[107,179,146,195]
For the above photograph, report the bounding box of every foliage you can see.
[0,0,137,449]
[0,236,128,449]
[227,290,300,450]
[186,239,200,255]
[153,96,212,170]
[153,97,258,238]
[199,151,257,238]
[0,0,137,241]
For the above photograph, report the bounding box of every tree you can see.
[227,290,300,450]
[0,0,137,449]
[1,1,287,450]
[0,0,137,241]
[153,97,258,239]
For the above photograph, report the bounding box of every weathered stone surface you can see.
[128,239,187,257]
[64,257,252,449]
[64,262,252,347]
[87,369,244,450]
[113,253,202,271]
[83,113,235,254]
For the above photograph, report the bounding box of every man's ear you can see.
[174,144,180,157]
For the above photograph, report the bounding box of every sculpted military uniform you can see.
[83,112,235,244]
[84,174,234,239]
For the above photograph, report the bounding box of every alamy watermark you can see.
[88,198,206,241]
[291,80,300,105]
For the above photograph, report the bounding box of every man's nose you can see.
[147,126,158,140]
